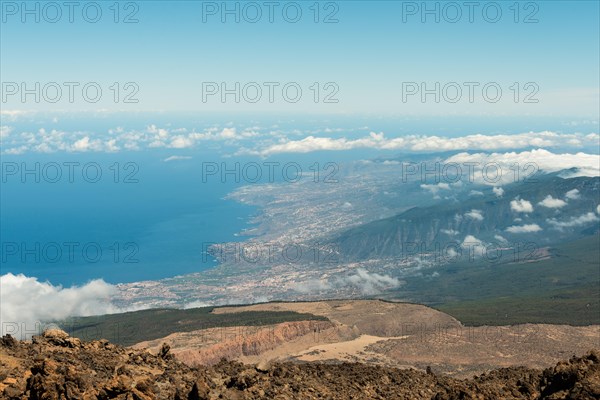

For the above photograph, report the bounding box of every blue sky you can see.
[1,0,599,115]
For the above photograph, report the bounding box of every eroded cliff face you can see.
[1,329,599,400]
[185,321,335,366]
[134,320,337,367]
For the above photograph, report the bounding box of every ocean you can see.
[0,150,257,286]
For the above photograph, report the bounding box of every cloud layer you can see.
[445,149,600,184]
[252,131,599,156]
[0,273,122,338]
[295,268,401,296]
[2,123,599,159]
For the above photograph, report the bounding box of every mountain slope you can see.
[332,175,599,261]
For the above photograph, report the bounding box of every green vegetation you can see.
[58,307,328,346]
[391,235,600,326]
[437,284,599,326]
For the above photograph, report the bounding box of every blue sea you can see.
[0,151,259,285]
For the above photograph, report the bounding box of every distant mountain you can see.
[331,175,600,261]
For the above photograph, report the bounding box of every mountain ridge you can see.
[331,175,600,261]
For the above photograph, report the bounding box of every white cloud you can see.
[256,131,600,156]
[548,212,600,229]
[219,127,237,139]
[147,124,169,138]
[0,273,122,339]
[169,136,194,149]
[565,189,581,200]
[69,136,110,152]
[494,234,508,244]
[72,136,92,151]
[440,229,459,236]
[295,269,401,296]
[294,279,332,294]
[462,235,483,247]
[465,209,484,221]
[510,198,534,213]
[445,149,600,184]
[4,146,28,155]
[461,235,487,257]
[597,205,600,214]
[344,269,401,295]
[506,224,542,233]
[4,124,600,160]
[105,139,120,152]
[538,195,567,209]
[163,155,192,162]
[469,190,484,196]
[258,132,385,156]
[420,182,451,195]
[493,187,504,197]
[1,122,254,155]
[0,125,13,139]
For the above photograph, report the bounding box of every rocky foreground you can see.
[0,330,599,400]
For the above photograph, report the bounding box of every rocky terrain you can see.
[133,300,599,378]
[1,328,600,399]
